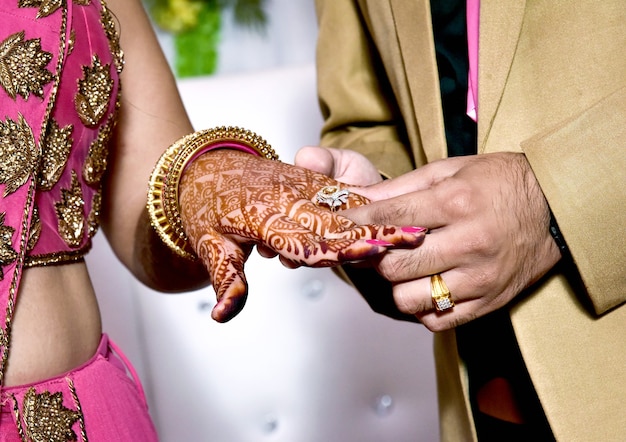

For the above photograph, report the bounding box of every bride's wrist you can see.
[146,126,278,259]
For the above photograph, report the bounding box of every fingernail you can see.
[366,239,395,246]
[401,226,428,233]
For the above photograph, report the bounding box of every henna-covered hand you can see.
[179,149,425,322]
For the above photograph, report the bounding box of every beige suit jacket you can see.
[315,1,626,440]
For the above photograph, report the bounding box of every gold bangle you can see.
[147,126,279,259]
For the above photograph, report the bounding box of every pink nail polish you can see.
[401,226,428,233]
[366,239,395,246]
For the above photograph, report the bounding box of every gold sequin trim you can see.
[67,28,76,56]
[100,1,124,74]
[0,213,18,281]
[55,171,85,248]
[75,55,113,127]
[27,206,42,251]
[0,327,7,348]
[0,115,39,197]
[24,248,88,267]
[67,378,88,442]
[38,119,73,190]
[87,190,101,237]
[0,30,54,100]
[83,115,112,186]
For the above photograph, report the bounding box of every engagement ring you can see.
[315,185,350,212]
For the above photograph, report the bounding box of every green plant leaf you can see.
[174,3,221,77]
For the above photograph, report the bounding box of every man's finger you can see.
[294,146,335,175]
[340,189,443,228]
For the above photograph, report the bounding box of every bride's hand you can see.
[179,149,426,322]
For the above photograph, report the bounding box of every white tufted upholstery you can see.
[88,65,439,442]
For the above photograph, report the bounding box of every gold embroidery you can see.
[55,171,85,248]
[27,206,42,251]
[83,116,113,186]
[87,190,101,237]
[18,0,63,18]
[22,387,81,442]
[67,378,88,442]
[0,3,67,391]
[38,119,73,190]
[67,28,75,56]
[0,31,54,100]
[74,0,91,6]
[100,1,124,74]
[0,115,39,196]
[0,327,7,348]
[0,213,18,281]
[25,249,87,267]
[75,55,113,127]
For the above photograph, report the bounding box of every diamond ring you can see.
[431,273,454,312]
[315,185,350,212]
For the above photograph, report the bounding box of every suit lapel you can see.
[477,1,527,152]
[391,0,527,156]
[389,0,447,162]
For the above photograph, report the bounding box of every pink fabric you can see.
[28,2,122,259]
[0,0,123,398]
[185,140,261,172]
[0,335,158,441]
[466,0,480,121]
[0,2,122,264]
[0,3,64,377]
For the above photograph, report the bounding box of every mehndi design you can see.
[179,149,425,322]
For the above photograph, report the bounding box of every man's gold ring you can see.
[431,273,454,312]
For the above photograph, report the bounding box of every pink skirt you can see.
[0,334,158,441]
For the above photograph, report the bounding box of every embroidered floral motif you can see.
[0,31,54,100]
[0,115,39,197]
[18,0,63,18]
[83,115,113,186]
[100,2,124,74]
[67,28,76,56]
[87,190,101,237]
[75,55,113,127]
[27,206,42,251]
[0,213,18,281]
[38,119,73,190]
[55,171,85,248]
[22,387,81,442]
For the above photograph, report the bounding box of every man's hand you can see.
[340,152,562,331]
[295,146,384,187]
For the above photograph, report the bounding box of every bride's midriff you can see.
[3,262,102,387]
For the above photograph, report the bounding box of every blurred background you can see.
[86,1,440,440]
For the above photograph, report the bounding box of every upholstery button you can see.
[301,278,325,299]
[197,300,215,312]
[261,414,279,434]
[374,394,394,416]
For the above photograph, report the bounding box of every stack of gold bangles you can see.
[147,126,279,260]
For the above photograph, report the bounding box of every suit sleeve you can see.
[315,0,422,322]
[522,86,626,315]
[315,0,416,178]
